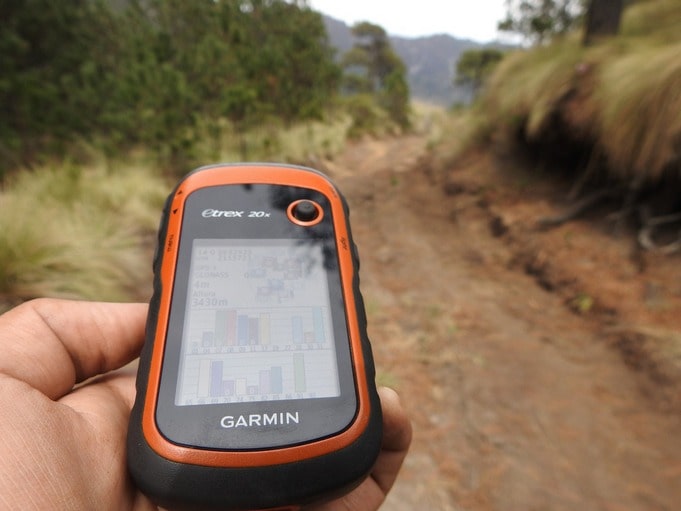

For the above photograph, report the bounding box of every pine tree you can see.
[342,22,411,129]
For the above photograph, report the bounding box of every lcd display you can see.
[175,239,341,406]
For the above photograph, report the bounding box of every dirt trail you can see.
[321,135,681,510]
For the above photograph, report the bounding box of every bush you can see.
[344,94,392,139]
[0,0,341,173]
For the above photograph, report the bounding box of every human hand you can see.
[0,299,411,510]
[305,386,412,511]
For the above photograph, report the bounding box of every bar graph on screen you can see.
[177,350,338,405]
[176,305,339,405]
[191,306,327,348]
[175,240,342,406]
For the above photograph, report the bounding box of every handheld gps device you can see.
[127,163,382,511]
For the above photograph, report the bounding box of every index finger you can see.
[0,298,147,400]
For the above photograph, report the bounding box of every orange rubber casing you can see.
[127,163,382,511]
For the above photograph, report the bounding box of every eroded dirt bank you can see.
[322,135,681,511]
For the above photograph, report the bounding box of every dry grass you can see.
[484,39,584,139]
[0,161,167,309]
[0,111,376,310]
[477,0,681,186]
[621,0,681,43]
[190,114,353,167]
[264,116,353,163]
[595,42,681,181]
[426,108,492,170]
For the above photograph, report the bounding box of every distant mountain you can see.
[390,34,481,106]
[322,15,506,106]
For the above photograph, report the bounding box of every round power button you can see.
[287,200,324,226]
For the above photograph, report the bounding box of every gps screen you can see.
[175,239,341,406]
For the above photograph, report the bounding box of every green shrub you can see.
[344,94,391,139]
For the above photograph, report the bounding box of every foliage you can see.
[454,49,506,97]
[480,0,681,186]
[379,67,411,129]
[498,0,585,44]
[343,94,390,139]
[0,0,107,166]
[0,110,356,309]
[0,0,341,173]
[342,22,411,131]
[210,114,352,163]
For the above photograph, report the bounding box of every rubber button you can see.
[292,200,319,222]
[287,199,324,226]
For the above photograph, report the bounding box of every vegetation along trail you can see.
[323,134,681,510]
[3,2,680,509]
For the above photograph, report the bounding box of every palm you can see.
[0,300,410,511]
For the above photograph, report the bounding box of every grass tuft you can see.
[0,107,398,310]
[0,161,167,309]
[483,41,584,139]
[621,0,681,43]
[475,0,681,186]
[184,114,354,169]
[595,42,681,181]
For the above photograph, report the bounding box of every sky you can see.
[307,0,508,43]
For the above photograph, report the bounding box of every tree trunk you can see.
[583,0,624,45]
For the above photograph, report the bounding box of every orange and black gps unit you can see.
[127,163,382,510]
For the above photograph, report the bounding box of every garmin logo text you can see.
[220,412,300,429]
[202,209,243,218]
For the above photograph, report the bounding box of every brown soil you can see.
[321,134,681,511]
